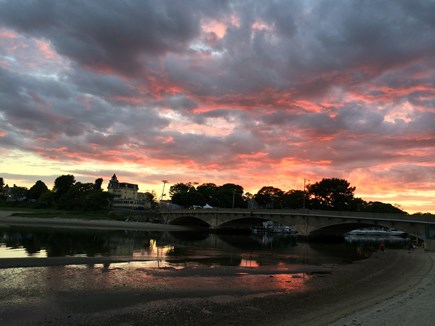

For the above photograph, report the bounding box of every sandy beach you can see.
[1,211,434,325]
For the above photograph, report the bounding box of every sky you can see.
[0,0,434,213]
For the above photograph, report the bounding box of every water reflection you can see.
[0,224,414,322]
[0,225,411,270]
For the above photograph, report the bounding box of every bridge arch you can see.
[168,215,210,228]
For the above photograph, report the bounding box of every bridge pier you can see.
[424,240,435,251]
[423,225,435,251]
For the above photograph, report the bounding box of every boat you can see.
[346,227,406,237]
[251,221,296,234]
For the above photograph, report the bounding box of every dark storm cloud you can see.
[0,0,434,211]
[0,0,230,76]
[67,67,137,100]
[2,0,433,106]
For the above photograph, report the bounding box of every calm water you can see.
[0,225,409,263]
[0,225,411,318]
[0,225,412,277]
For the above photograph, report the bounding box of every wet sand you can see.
[1,212,435,325]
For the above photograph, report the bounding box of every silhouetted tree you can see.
[143,191,157,208]
[37,190,54,208]
[58,181,113,211]
[307,178,355,210]
[196,183,219,206]
[53,175,76,201]
[243,192,255,208]
[350,197,367,212]
[169,182,195,197]
[362,201,406,214]
[172,190,206,208]
[0,177,6,201]
[94,178,103,190]
[27,180,49,201]
[215,183,244,208]
[9,185,28,201]
[84,188,113,211]
[254,186,284,208]
[282,189,305,208]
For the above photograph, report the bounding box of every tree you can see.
[254,186,284,208]
[9,185,28,201]
[168,182,206,207]
[57,181,113,211]
[37,191,54,208]
[172,190,205,208]
[215,183,244,208]
[350,197,367,212]
[94,178,103,190]
[57,181,92,210]
[84,188,113,211]
[53,175,76,201]
[27,180,49,201]
[143,191,156,208]
[196,183,218,205]
[307,178,355,210]
[244,192,255,208]
[282,189,305,209]
[0,177,6,200]
[362,201,406,214]
[169,182,195,197]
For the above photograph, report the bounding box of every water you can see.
[1,225,408,262]
[0,225,411,321]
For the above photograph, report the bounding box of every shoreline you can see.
[0,211,191,231]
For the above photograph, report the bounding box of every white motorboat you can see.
[346,227,406,237]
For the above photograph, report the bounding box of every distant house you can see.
[107,174,144,209]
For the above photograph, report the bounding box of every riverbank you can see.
[1,211,434,325]
[0,211,190,231]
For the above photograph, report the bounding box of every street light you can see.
[303,178,310,209]
[160,180,168,203]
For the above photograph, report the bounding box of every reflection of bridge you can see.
[161,209,435,250]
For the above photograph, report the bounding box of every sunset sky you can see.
[0,0,434,213]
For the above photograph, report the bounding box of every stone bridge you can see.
[161,208,435,250]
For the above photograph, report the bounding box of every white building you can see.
[107,174,143,209]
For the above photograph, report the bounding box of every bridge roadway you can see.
[160,208,435,250]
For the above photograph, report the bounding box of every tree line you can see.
[1,175,431,216]
[0,175,113,211]
[168,178,407,214]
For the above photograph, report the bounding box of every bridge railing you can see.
[160,208,435,224]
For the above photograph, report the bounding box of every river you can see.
[0,225,412,325]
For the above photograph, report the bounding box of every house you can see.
[107,174,143,209]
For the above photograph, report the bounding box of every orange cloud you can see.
[0,28,18,39]
[35,39,56,59]
[202,21,227,38]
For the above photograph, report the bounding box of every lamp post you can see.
[303,178,310,209]
[160,180,168,204]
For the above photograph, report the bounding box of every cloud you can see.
[0,0,434,212]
